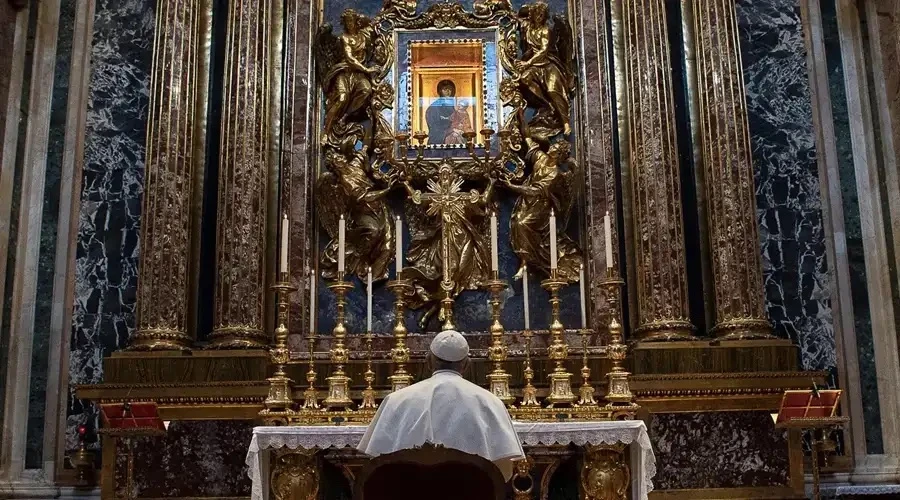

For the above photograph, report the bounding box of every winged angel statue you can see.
[315,10,396,281]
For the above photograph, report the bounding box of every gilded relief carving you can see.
[271,450,320,500]
[581,444,630,500]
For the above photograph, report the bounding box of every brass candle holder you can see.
[485,272,514,406]
[576,328,597,406]
[520,328,539,407]
[360,332,378,409]
[542,269,575,406]
[301,332,320,410]
[440,280,456,331]
[264,273,296,410]
[387,279,414,391]
[324,278,354,409]
[602,274,633,405]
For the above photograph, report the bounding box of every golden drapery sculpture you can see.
[502,138,582,281]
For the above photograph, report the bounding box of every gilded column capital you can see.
[688,0,772,340]
[131,0,210,351]
[621,0,695,341]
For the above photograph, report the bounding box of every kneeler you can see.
[354,444,507,500]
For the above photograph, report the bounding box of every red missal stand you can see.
[773,389,848,500]
[99,403,167,499]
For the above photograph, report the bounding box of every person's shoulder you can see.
[384,378,430,404]
[454,377,506,405]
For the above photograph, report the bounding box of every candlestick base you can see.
[542,275,576,406]
[264,374,293,410]
[325,373,353,408]
[388,279,415,392]
[360,387,378,410]
[488,371,515,406]
[602,276,635,406]
[546,372,575,407]
[301,386,320,410]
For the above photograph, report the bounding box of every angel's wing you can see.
[550,15,576,90]
[314,24,342,88]
[314,170,347,240]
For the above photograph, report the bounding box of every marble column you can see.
[131,0,210,350]
[687,0,772,339]
[621,0,695,341]
[209,0,275,348]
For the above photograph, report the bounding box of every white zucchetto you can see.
[429,330,469,362]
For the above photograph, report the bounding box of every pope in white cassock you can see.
[357,330,525,481]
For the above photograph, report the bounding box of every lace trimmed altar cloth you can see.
[247,420,656,500]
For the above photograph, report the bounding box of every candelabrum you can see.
[542,269,575,406]
[387,279,414,391]
[375,131,428,181]
[301,331,320,410]
[520,328,540,407]
[440,279,456,331]
[462,128,515,176]
[576,327,598,406]
[324,278,354,409]
[484,272,514,406]
[360,332,378,409]
[265,273,297,410]
[602,273,633,405]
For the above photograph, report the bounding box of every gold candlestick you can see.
[360,332,378,409]
[602,274,633,404]
[265,273,297,410]
[387,279,414,391]
[485,272,514,406]
[520,328,539,407]
[324,279,354,409]
[542,269,575,406]
[577,328,597,406]
[302,332,320,410]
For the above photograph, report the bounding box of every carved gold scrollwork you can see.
[271,450,320,500]
[581,444,630,500]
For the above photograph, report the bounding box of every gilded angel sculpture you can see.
[502,138,582,281]
[515,1,575,139]
[316,146,396,281]
[316,9,380,146]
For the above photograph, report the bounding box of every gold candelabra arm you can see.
[602,275,634,405]
[520,329,539,407]
[387,279,414,392]
[360,332,378,409]
[541,270,575,406]
[485,274,514,406]
[324,280,354,409]
[264,275,298,412]
[576,328,597,406]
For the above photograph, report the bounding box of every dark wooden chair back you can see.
[354,443,506,500]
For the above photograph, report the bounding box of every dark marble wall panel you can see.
[818,0,882,455]
[736,0,834,374]
[114,420,253,497]
[68,0,154,450]
[650,412,790,490]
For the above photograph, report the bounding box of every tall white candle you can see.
[490,212,499,272]
[523,265,530,330]
[367,266,373,333]
[549,209,558,270]
[579,264,586,329]
[309,269,316,333]
[395,216,403,276]
[338,214,346,274]
[280,213,289,274]
[604,211,613,269]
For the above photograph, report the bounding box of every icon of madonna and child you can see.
[424,79,476,146]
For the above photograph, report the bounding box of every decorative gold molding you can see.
[209,0,276,349]
[621,0,695,342]
[130,0,209,350]
[688,0,772,340]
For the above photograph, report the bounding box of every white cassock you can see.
[357,370,525,481]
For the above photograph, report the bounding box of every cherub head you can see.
[341,9,360,32]
[548,139,570,161]
[529,1,549,24]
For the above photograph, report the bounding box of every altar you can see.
[247,421,655,500]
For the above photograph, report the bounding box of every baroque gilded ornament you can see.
[314,0,582,305]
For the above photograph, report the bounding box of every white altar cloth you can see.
[247,420,655,500]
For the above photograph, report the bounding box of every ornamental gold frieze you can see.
[687,0,772,340]
[131,0,211,351]
[620,0,695,342]
[210,0,277,349]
